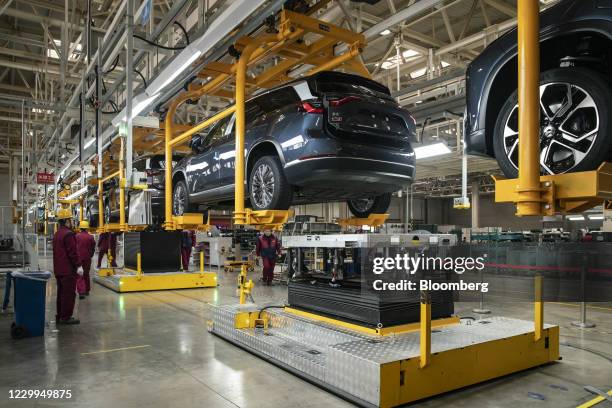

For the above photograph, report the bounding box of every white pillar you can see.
[471,181,480,229]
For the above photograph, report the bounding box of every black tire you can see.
[493,67,612,178]
[347,193,392,218]
[11,324,27,339]
[248,155,292,210]
[172,179,196,216]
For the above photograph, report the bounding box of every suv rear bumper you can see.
[284,156,414,193]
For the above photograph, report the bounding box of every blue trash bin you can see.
[10,271,52,339]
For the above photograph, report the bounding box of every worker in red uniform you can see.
[97,232,118,268]
[52,209,82,325]
[256,228,281,285]
[76,220,96,298]
[181,230,196,271]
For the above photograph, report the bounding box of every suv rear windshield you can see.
[149,155,182,169]
[308,72,392,100]
[134,155,183,171]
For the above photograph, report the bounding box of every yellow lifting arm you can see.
[162,9,369,230]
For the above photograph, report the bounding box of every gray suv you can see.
[172,71,417,218]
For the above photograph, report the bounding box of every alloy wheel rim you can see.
[173,184,186,215]
[503,82,599,175]
[252,163,275,209]
[350,197,375,213]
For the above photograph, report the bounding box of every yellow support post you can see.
[534,275,543,342]
[199,251,204,277]
[118,137,126,231]
[164,101,236,230]
[238,262,254,305]
[136,252,142,280]
[98,179,104,230]
[233,35,278,225]
[516,0,542,216]
[164,102,178,230]
[419,291,431,369]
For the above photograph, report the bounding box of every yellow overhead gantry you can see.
[205,5,562,407]
[96,135,128,233]
[495,0,612,215]
[163,9,369,232]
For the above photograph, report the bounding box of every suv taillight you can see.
[300,99,324,114]
[328,96,361,107]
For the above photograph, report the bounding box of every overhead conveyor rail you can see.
[163,7,371,231]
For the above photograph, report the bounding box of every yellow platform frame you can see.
[377,325,559,407]
[495,162,612,215]
[337,213,389,228]
[96,270,217,292]
[96,251,217,292]
[283,307,459,336]
[219,275,559,407]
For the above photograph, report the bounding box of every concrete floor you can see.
[0,255,611,408]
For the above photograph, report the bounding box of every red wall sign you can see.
[37,172,55,184]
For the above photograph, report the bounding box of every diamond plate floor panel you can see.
[211,305,554,406]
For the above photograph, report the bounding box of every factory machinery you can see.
[209,230,560,407]
[202,4,560,406]
[79,2,561,404]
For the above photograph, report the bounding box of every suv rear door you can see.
[309,73,415,150]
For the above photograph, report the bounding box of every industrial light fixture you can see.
[567,215,585,221]
[160,51,202,90]
[146,0,267,96]
[147,49,202,95]
[380,29,391,36]
[133,94,160,117]
[112,93,161,126]
[64,186,88,200]
[60,155,78,173]
[588,215,604,220]
[413,142,451,159]
[84,137,96,149]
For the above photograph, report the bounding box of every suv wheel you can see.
[493,67,612,178]
[347,193,392,218]
[172,180,191,216]
[249,155,292,210]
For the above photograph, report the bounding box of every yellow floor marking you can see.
[81,344,150,356]
[576,389,612,408]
